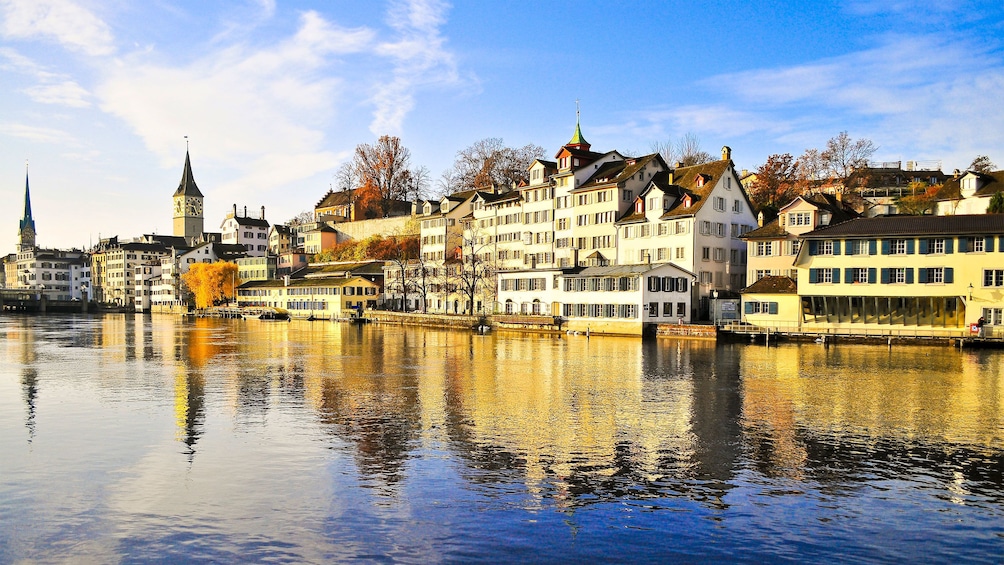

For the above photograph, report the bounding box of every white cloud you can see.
[23,80,89,107]
[369,0,458,135]
[0,0,114,56]
[0,122,76,144]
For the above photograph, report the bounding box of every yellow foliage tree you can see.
[181,261,241,309]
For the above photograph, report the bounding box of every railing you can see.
[724,321,969,339]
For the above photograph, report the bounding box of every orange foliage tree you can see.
[181,261,241,309]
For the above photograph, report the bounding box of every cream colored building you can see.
[237,275,380,319]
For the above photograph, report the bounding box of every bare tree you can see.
[457,219,495,315]
[409,165,432,202]
[651,132,714,167]
[286,210,314,226]
[332,162,357,192]
[444,138,545,192]
[821,131,877,190]
[970,155,996,173]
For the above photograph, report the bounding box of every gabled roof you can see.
[615,171,686,225]
[937,170,1004,201]
[659,159,735,219]
[742,220,788,239]
[742,275,797,295]
[173,151,203,198]
[270,224,292,235]
[315,188,354,208]
[802,214,1004,239]
[223,216,270,229]
[574,153,666,193]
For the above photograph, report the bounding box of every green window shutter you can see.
[868,268,876,284]
[987,237,995,252]
[744,301,753,314]
[881,268,890,284]
[881,240,890,255]
[832,268,841,283]
[833,240,842,255]
[906,268,914,284]
[945,267,954,284]
[809,268,818,283]
[768,302,778,315]
[907,239,915,254]
[946,238,954,253]
[919,239,929,254]
[869,240,877,255]
[918,268,928,283]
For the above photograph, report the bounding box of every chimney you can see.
[674,161,683,168]
[244,205,247,218]
[233,203,237,217]
[757,210,765,227]
[721,146,732,162]
[261,206,265,220]
[667,171,674,185]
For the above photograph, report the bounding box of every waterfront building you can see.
[496,262,696,335]
[277,251,309,278]
[221,205,270,257]
[742,214,1004,335]
[268,224,293,255]
[237,255,277,282]
[150,241,247,311]
[742,193,859,285]
[738,275,800,329]
[237,275,380,318]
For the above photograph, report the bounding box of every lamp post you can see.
[711,289,719,327]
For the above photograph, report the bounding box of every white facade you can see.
[221,205,270,257]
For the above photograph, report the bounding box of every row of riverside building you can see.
[5,120,1004,337]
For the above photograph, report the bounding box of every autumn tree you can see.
[748,153,803,215]
[182,262,241,309]
[896,182,941,215]
[821,131,877,191]
[970,155,996,173]
[651,132,715,167]
[443,138,545,192]
[352,135,428,215]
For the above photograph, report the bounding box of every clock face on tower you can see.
[185,197,202,216]
[174,198,184,215]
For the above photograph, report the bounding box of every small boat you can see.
[258,308,290,321]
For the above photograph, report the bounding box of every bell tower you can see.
[18,162,36,252]
[172,142,204,242]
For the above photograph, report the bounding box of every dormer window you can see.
[635,200,644,214]
[682,195,692,207]
[696,175,705,187]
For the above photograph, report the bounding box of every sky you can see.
[2,0,1004,253]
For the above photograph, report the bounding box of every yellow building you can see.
[237,275,380,319]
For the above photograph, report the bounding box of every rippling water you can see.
[1,314,1002,563]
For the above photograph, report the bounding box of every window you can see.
[675,221,687,234]
[919,267,950,284]
[890,239,907,254]
[716,223,726,237]
[966,237,985,252]
[557,218,569,230]
[700,221,711,235]
[891,267,907,284]
[850,268,869,283]
[733,200,743,213]
[649,302,659,317]
[787,240,801,255]
[713,247,726,262]
[657,223,668,236]
[675,247,685,259]
[848,240,867,255]
[932,238,946,254]
[714,196,726,211]
[788,212,811,226]
[819,240,834,255]
[755,241,774,256]
[984,269,1004,287]
[702,247,710,261]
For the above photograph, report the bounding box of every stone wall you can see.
[366,311,482,329]
[333,216,418,241]
[655,323,717,339]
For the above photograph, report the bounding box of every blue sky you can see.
[2,0,1004,252]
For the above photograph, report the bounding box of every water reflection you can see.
[2,314,1004,562]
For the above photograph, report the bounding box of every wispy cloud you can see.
[0,0,114,56]
[369,0,458,135]
[24,80,89,107]
[0,122,76,144]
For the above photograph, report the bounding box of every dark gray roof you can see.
[802,214,1004,239]
[742,275,797,295]
[173,151,203,198]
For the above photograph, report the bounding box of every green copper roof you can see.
[568,120,588,147]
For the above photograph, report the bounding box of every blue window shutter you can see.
[844,267,853,282]
[869,240,877,255]
[946,238,954,254]
[833,240,841,255]
[987,237,995,252]
[768,302,778,315]
[809,268,818,283]
[832,268,841,283]
[907,239,915,254]
[881,268,890,284]
[881,240,890,255]
[957,238,966,253]
[745,301,753,314]
[918,268,928,283]
[809,241,818,255]
[919,239,929,254]
[945,267,954,284]
[999,236,1004,250]
[868,268,876,284]
[906,268,914,284]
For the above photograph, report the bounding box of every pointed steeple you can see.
[173,150,203,198]
[20,164,35,232]
[566,101,590,151]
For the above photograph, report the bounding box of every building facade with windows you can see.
[221,205,270,257]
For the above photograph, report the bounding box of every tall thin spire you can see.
[174,144,203,198]
[20,160,34,232]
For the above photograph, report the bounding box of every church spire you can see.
[19,161,36,251]
[566,100,590,151]
[173,148,203,198]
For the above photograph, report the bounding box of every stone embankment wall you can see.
[334,216,417,241]
[654,323,717,339]
[366,311,482,329]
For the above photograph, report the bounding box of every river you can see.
[1,314,1002,563]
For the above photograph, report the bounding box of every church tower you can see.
[172,148,204,242]
[18,164,36,252]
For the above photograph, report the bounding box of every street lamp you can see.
[711,289,719,327]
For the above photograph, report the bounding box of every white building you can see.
[221,205,270,257]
